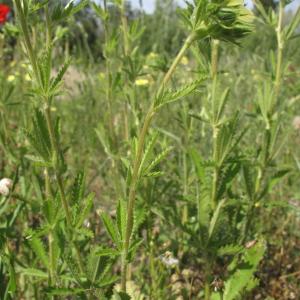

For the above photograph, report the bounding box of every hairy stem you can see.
[121,33,196,291]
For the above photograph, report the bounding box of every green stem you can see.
[120,33,196,292]
[14,0,40,86]
[211,39,220,211]
[274,0,284,102]
[45,169,56,286]
[103,2,115,147]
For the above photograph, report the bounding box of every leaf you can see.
[285,7,300,40]
[101,212,121,248]
[223,240,265,300]
[28,235,49,269]
[50,58,71,95]
[18,268,48,278]
[208,199,226,240]
[117,199,127,241]
[142,146,173,177]
[156,78,205,108]
[76,193,94,228]
[217,244,243,257]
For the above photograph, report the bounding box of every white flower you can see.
[0,178,13,196]
[160,251,179,267]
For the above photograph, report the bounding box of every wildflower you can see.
[135,78,149,86]
[7,75,15,82]
[98,72,105,80]
[292,116,300,130]
[0,178,13,196]
[180,56,189,66]
[160,251,179,267]
[25,73,31,81]
[148,52,158,59]
[0,4,10,25]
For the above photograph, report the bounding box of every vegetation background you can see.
[0,0,300,299]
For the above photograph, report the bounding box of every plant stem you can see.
[121,33,196,292]
[211,40,220,211]
[103,0,115,148]
[44,106,84,274]
[274,0,284,101]
[120,0,130,141]
[14,0,84,274]
[14,0,40,86]
[45,169,55,286]
[243,2,284,242]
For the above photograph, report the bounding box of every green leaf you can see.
[18,268,48,278]
[156,78,205,108]
[208,199,226,240]
[217,244,243,257]
[117,199,127,241]
[50,59,71,95]
[28,235,49,269]
[101,212,121,248]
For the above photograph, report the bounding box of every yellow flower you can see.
[180,56,189,66]
[148,52,158,59]
[7,75,15,82]
[51,107,57,112]
[135,78,149,86]
[98,72,105,80]
[25,74,31,81]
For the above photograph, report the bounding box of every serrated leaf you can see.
[28,235,49,269]
[101,212,121,248]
